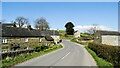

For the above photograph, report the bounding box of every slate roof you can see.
[2,23,14,27]
[96,30,120,36]
[2,26,42,37]
[41,31,59,36]
[2,24,59,37]
[45,36,54,41]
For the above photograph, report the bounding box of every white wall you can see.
[2,38,7,43]
[102,35,119,46]
[51,35,60,44]
[74,31,80,38]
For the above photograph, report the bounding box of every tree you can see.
[27,25,33,30]
[15,17,29,28]
[35,17,50,31]
[65,22,75,35]
[87,24,99,34]
[13,22,17,27]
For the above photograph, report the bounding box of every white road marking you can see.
[61,51,71,60]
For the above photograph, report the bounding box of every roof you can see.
[2,23,14,27]
[2,26,42,37]
[96,30,120,36]
[45,36,54,41]
[41,31,59,36]
[2,24,59,37]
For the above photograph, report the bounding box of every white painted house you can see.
[74,30,80,38]
[94,30,120,46]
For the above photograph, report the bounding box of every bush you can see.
[9,42,21,50]
[85,46,113,67]
[32,45,49,52]
[2,49,35,59]
[88,43,120,67]
[2,45,63,68]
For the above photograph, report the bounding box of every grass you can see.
[2,45,63,68]
[59,30,74,39]
[85,46,113,68]
[62,35,74,39]
[59,30,66,34]
[71,39,88,46]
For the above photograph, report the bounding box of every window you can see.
[24,38,28,42]
[39,38,42,42]
[2,38,7,43]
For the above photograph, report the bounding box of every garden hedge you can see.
[2,45,50,59]
[2,49,35,59]
[88,43,120,67]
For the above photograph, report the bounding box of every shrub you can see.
[85,46,113,67]
[88,43,120,67]
[5,56,13,61]
[9,42,21,51]
[2,49,35,59]
[2,45,63,68]
[32,45,49,52]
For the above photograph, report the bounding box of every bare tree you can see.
[87,24,100,34]
[15,17,29,28]
[35,17,50,31]
[44,22,50,30]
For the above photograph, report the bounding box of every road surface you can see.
[15,39,97,67]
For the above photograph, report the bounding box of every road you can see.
[15,39,97,67]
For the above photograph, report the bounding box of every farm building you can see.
[94,30,120,46]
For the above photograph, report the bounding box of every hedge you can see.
[2,45,49,59]
[2,49,35,59]
[2,45,63,68]
[88,43,120,67]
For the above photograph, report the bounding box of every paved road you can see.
[15,40,97,66]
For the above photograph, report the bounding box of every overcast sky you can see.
[2,2,118,32]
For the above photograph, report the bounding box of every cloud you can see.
[74,25,116,33]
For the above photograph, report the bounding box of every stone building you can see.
[94,30,120,46]
[1,23,60,50]
[41,31,60,44]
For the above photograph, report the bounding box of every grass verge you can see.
[61,35,74,39]
[71,39,87,45]
[2,45,63,68]
[85,46,113,68]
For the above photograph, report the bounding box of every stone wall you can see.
[5,37,41,43]
[2,37,44,50]
[101,35,119,46]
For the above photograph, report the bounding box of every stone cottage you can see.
[1,23,60,50]
[94,30,120,46]
[41,31,60,44]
